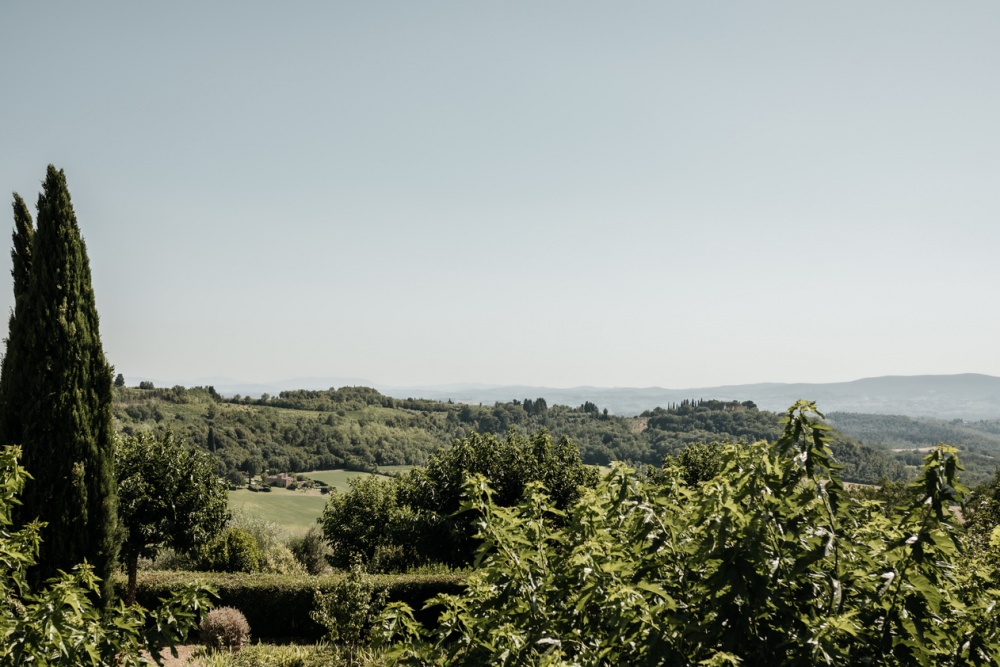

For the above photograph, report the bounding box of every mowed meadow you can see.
[227,469,405,534]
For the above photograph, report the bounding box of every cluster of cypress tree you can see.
[0,165,118,603]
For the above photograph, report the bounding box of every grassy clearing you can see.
[227,470,397,534]
[228,488,328,534]
[375,464,415,475]
[302,469,391,492]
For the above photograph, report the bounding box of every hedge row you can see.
[113,571,466,640]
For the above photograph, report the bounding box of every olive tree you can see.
[116,432,229,603]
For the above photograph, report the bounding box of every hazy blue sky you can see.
[2,2,998,389]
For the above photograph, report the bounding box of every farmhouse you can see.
[265,472,293,488]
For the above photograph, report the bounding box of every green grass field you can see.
[228,470,398,534]
[228,488,329,535]
[302,469,392,492]
[375,464,415,476]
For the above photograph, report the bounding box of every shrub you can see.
[312,562,387,666]
[228,508,303,574]
[262,542,304,575]
[289,526,330,575]
[123,571,464,639]
[201,528,263,573]
[200,606,251,650]
[148,546,199,571]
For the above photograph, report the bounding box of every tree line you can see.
[113,385,912,486]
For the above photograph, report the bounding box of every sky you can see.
[1,2,998,389]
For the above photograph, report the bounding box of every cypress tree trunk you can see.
[1,166,119,604]
[126,551,139,606]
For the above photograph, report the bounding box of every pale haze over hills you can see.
[2,3,999,389]
[138,373,1000,421]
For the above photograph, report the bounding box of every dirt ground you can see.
[143,644,201,666]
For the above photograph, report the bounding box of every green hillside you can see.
[827,412,1000,486]
[113,385,917,486]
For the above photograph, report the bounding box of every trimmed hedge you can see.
[113,571,465,640]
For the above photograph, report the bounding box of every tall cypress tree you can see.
[0,193,35,442]
[1,166,119,603]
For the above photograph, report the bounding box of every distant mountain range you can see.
[133,373,1000,421]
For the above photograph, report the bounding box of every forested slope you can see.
[827,411,1000,485]
[113,386,912,485]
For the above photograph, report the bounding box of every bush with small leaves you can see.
[289,526,330,575]
[227,509,304,574]
[312,562,387,666]
[200,606,251,651]
[200,528,263,573]
[262,541,304,575]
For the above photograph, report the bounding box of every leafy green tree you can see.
[322,475,409,570]
[116,432,229,603]
[0,445,213,666]
[411,429,597,517]
[323,429,599,569]
[114,372,126,388]
[0,166,119,602]
[662,440,725,486]
[962,467,1000,558]
[240,455,264,486]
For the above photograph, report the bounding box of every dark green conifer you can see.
[1,166,119,603]
[0,193,35,442]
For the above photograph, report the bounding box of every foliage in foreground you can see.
[0,445,214,665]
[121,570,464,640]
[379,401,1000,666]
